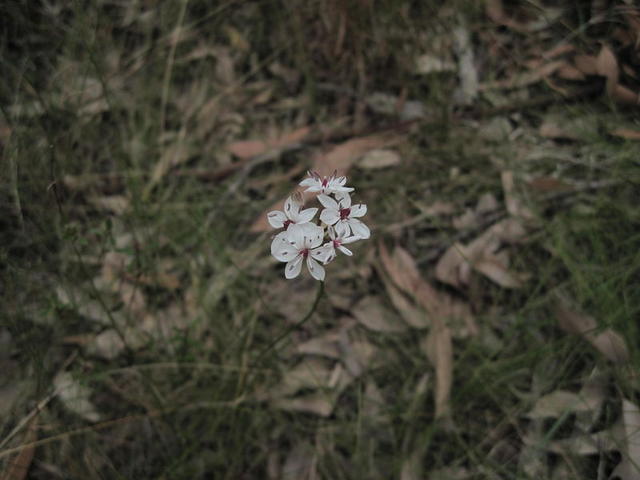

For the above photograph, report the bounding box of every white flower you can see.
[270,223,326,281]
[267,195,318,230]
[315,223,361,264]
[299,170,354,195]
[318,192,370,239]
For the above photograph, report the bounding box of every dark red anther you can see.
[339,208,351,220]
[301,248,309,258]
[283,219,293,229]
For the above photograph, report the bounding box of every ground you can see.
[1,1,640,479]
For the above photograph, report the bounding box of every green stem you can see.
[252,281,325,366]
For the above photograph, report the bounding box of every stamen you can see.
[339,208,351,220]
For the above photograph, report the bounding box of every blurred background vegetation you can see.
[1,0,640,478]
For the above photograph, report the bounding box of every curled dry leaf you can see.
[53,372,101,423]
[351,296,408,333]
[555,303,629,364]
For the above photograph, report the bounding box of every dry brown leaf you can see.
[227,126,310,159]
[378,271,430,329]
[480,61,565,91]
[596,45,619,96]
[474,256,525,289]
[435,243,467,288]
[574,54,598,75]
[502,170,535,220]
[272,392,334,418]
[610,399,640,480]
[146,130,189,195]
[527,390,595,419]
[610,128,640,140]
[87,195,129,215]
[358,149,401,169]
[2,417,37,480]
[526,176,573,193]
[539,122,576,140]
[421,326,453,419]
[555,303,629,364]
[311,132,403,176]
[296,334,341,359]
[351,296,408,333]
[612,84,640,105]
[556,63,586,81]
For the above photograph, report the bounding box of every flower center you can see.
[339,207,351,220]
[301,248,309,258]
[332,239,341,248]
[321,178,329,188]
[283,219,293,229]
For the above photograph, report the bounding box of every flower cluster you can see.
[269,172,370,281]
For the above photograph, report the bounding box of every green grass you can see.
[2,1,640,478]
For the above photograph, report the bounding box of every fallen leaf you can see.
[227,126,310,159]
[453,24,479,105]
[421,326,453,419]
[596,45,619,96]
[87,195,129,215]
[610,399,640,480]
[378,271,430,329]
[474,256,525,289]
[311,131,404,176]
[573,54,598,75]
[610,128,640,140]
[502,170,535,220]
[612,84,639,105]
[2,417,38,480]
[351,296,408,333]
[556,63,586,81]
[358,149,401,169]
[480,61,565,91]
[272,392,335,417]
[415,54,456,74]
[526,176,573,193]
[527,390,595,419]
[555,303,629,364]
[53,372,101,422]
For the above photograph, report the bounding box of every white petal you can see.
[341,234,360,245]
[284,196,300,219]
[271,236,298,262]
[311,244,333,263]
[295,207,318,224]
[349,219,370,239]
[338,245,353,256]
[287,223,306,249]
[334,222,350,239]
[299,178,318,187]
[320,208,340,225]
[317,194,339,210]
[267,210,286,229]
[300,223,324,246]
[336,191,351,208]
[327,226,337,241]
[271,231,290,255]
[306,256,325,281]
[350,204,367,218]
[285,255,303,279]
[331,185,354,193]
